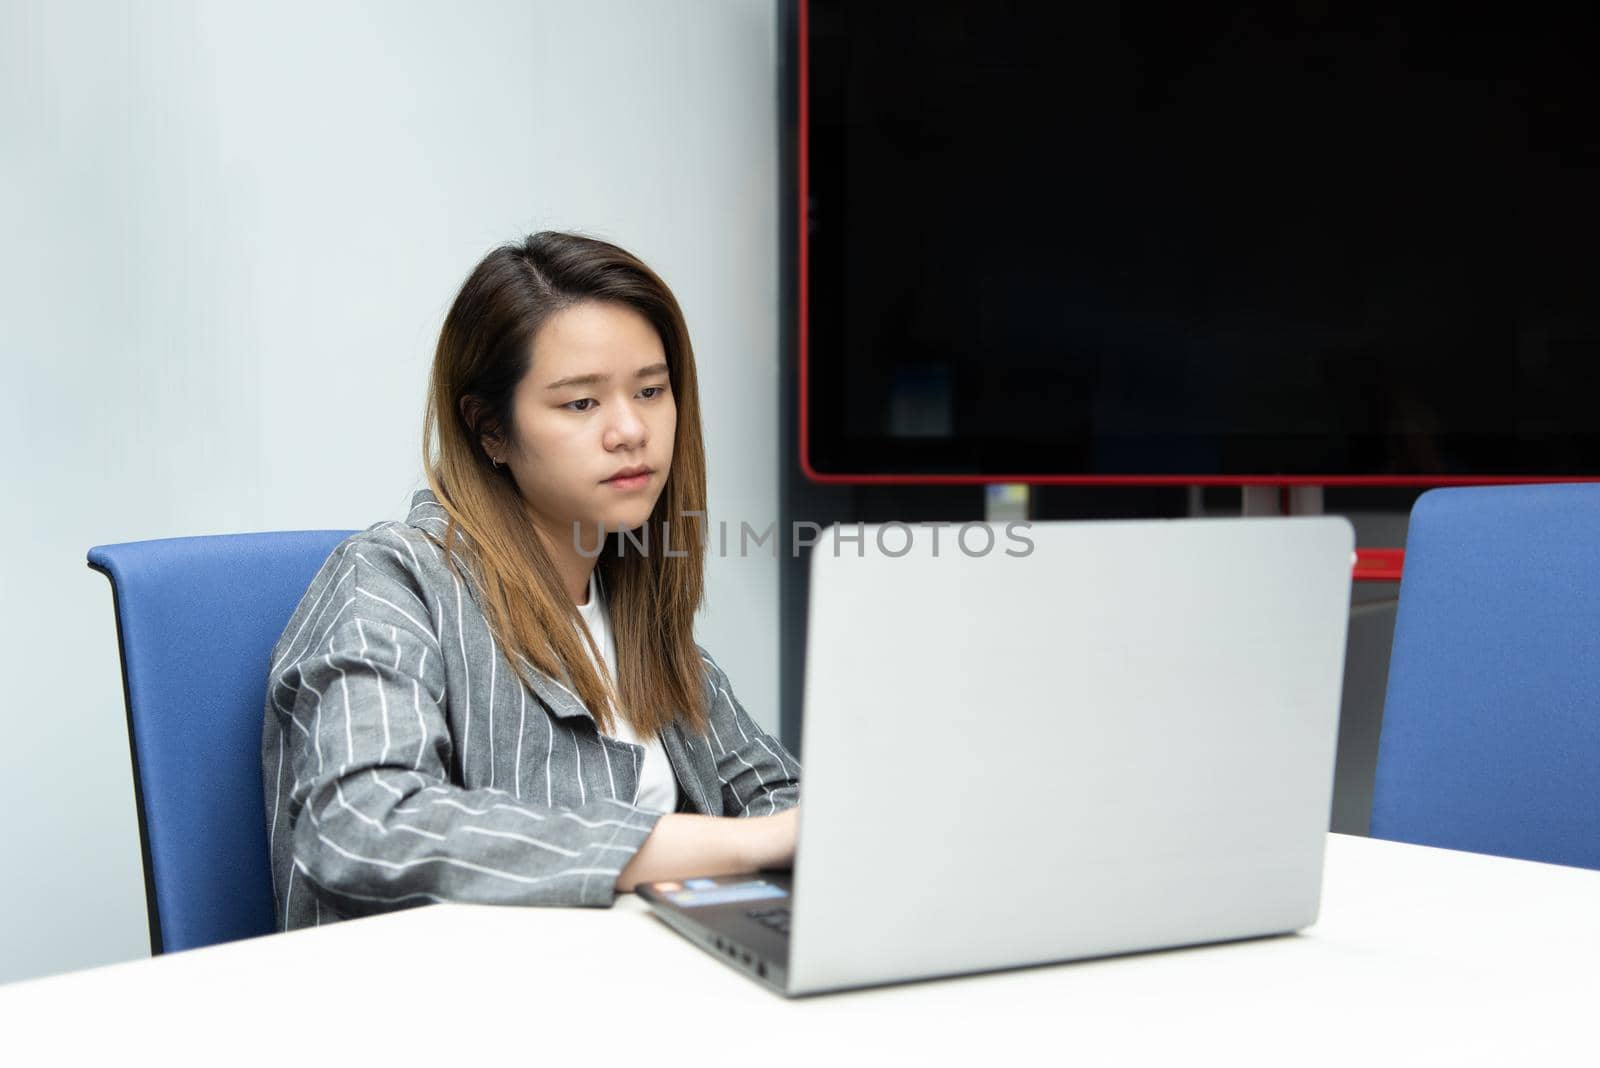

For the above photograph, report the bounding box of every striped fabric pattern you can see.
[261,489,801,931]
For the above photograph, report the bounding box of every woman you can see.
[261,232,800,930]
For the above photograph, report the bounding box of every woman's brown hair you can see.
[421,231,709,737]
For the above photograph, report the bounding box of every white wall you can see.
[0,0,779,985]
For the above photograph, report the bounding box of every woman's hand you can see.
[614,805,801,891]
[739,805,799,872]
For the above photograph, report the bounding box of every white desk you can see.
[1,834,1595,1066]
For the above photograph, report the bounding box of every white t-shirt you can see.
[574,571,681,814]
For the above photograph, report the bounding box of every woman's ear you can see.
[459,394,504,457]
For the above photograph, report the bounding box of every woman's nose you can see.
[604,401,648,448]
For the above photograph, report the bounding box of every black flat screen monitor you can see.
[797,0,1600,482]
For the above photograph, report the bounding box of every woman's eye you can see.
[640,386,667,399]
[565,398,596,412]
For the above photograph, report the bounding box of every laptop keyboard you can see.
[746,906,791,936]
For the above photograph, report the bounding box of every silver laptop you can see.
[638,515,1354,996]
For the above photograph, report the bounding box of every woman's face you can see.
[492,300,677,546]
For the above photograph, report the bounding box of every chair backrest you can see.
[1371,484,1600,869]
[88,529,356,953]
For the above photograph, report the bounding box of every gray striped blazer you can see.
[260,489,801,931]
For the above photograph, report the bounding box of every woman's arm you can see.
[613,653,803,889]
[613,807,798,891]
[265,540,668,920]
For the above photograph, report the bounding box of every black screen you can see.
[803,1,1600,479]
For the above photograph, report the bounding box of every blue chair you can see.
[1371,484,1600,869]
[88,529,356,953]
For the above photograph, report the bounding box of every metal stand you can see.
[1241,484,1325,517]
[1188,485,1327,518]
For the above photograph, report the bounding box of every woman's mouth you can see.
[603,470,652,490]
